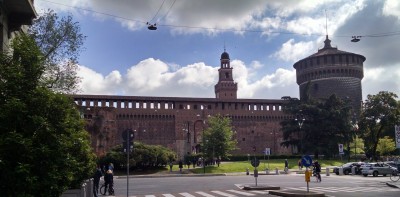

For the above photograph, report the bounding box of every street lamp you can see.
[351,113,359,161]
[295,111,305,154]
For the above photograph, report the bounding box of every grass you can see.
[115,159,348,175]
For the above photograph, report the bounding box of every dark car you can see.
[333,162,365,175]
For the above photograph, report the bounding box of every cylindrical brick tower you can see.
[293,36,366,114]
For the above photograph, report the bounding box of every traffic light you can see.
[122,129,134,153]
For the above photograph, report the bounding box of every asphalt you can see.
[115,167,400,197]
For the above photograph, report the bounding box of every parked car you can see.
[361,163,398,177]
[384,161,400,171]
[333,162,365,175]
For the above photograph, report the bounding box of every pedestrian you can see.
[313,160,321,182]
[192,158,197,168]
[108,163,114,171]
[169,161,173,172]
[178,160,183,173]
[92,165,103,197]
[298,159,302,170]
[104,170,114,195]
[186,160,191,169]
[284,159,289,173]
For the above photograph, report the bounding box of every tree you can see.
[0,35,95,196]
[99,141,176,170]
[281,94,353,158]
[202,115,237,160]
[358,91,400,161]
[376,136,396,156]
[28,9,85,93]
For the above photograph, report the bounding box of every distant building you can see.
[293,36,365,114]
[0,0,36,51]
[73,50,291,157]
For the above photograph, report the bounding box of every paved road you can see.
[104,173,399,197]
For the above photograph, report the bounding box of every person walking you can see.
[104,170,114,195]
[92,165,103,197]
[313,160,322,182]
[178,160,183,173]
[284,159,289,173]
[298,159,302,170]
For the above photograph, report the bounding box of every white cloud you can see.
[77,66,122,94]
[77,58,299,100]
[383,0,400,19]
[272,39,315,62]
[362,65,400,99]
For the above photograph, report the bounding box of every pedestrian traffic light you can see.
[122,129,134,153]
[123,142,134,153]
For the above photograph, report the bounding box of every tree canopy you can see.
[99,141,176,170]
[281,95,353,158]
[29,9,85,93]
[202,115,237,160]
[358,91,400,160]
[0,35,95,196]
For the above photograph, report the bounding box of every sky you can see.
[35,0,400,100]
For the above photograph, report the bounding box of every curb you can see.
[243,185,280,190]
[115,173,227,179]
[386,182,400,189]
[269,190,325,197]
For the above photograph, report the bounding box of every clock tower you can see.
[214,49,238,99]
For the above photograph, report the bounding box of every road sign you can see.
[338,144,344,154]
[251,158,260,167]
[301,155,313,167]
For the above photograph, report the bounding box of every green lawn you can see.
[119,159,347,175]
[189,159,345,174]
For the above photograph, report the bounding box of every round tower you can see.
[293,36,366,113]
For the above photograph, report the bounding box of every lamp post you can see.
[351,113,359,161]
[295,111,305,154]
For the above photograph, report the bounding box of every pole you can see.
[126,130,129,197]
[203,130,205,174]
[355,135,357,161]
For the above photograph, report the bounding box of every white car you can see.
[361,163,397,177]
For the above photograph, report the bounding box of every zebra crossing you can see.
[109,186,399,197]
[283,186,399,193]
[107,189,273,197]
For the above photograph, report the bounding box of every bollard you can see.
[338,168,343,175]
[265,168,269,175]
[326,167,330,176]
[275,167,279,175]
[351,166,356,175]
[246,168,249,175]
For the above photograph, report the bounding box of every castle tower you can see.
[293,36,365,113]
[215,49,238,99]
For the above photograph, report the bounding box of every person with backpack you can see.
[104,170,114,195]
